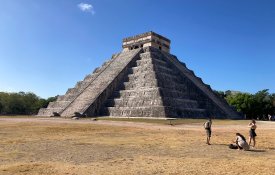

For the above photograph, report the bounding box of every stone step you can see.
[105,96,199,108]
[136,58,168,67]
[162,98,199,108]
[154,64,174,73]
[155,72,184,84]
[102,106,206,118]
[75,81,90,90]
[112,87,198,99]
[103,106,166,117]
[130,65,154,74]
[47,101,71,108]
[65,88,75,95]
[37,108,63,116]
[157,80,187,91]
[139,55,166,63]
[122,80,159,89]
[138,55,167,63]
[91,59,113,74]
[159,88,197,98]
[126,71,185,85]
[106,97,163,107]
[57,94,75,101]
[125,74,159,84]
[139,51,165,60]
[112,88,161,98]
[64,88,81,97]
[83,74,97,82]
[131,64,174,74]
[127,72,157,82]
[57,95,64,101]
[127,70,180,82]
[61,99,94,116]
[64,80,93,98]
[121,79,188,91]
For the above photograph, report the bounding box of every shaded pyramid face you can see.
[100,47,239,118]
[38,33,241,119]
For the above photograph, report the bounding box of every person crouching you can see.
[235,133,250,151]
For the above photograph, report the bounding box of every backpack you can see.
[204,121,210,129]
[229,144,238,149]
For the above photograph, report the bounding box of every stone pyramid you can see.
[38,31,241,119]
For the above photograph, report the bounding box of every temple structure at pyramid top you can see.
[38,31,242,119]
[122,31,171,53]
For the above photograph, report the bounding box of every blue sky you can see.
[0,0,274,98]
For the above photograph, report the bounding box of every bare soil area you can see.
[0,117,274,175]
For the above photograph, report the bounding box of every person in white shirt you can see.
[235,133,250,151]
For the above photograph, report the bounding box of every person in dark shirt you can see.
[248,119,257,147]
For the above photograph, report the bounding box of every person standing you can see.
[248,119,257,147]
[204,118,212,145]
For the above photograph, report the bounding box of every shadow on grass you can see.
[247,149,266,152]
[213,143,230,146]
[211,144,268,152]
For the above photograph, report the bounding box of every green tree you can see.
[7,93,25,114]
[225,89,274,119]
[272,93,275,115]
[0,92,8,114]
[214,90,226,99]
[0,101,3,113]
[0,91,58,115]
[226,92,254,118]
[252,89,272,119]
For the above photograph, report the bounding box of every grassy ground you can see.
[91,116,252,125]
[0,117,274,175]
[0,115,36,118]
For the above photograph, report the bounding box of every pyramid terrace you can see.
[38,32,241,119]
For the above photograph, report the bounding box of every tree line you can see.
[0,92,57,115]
[215,89,275,120]
[0,90,274,119]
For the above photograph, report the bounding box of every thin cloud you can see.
[78,3,95,14]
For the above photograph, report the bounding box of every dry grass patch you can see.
[0,118,274,175]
